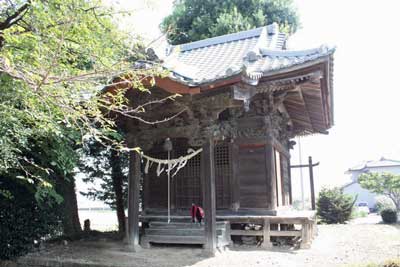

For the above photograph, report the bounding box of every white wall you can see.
[345,165,400,209]
[368,166,400,175]
[350,170,363,182]
[343,182,378,209]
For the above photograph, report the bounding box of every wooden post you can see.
[308,156,316,210]
[300,220,311,249]
[127,150,141,251]
[288,158,293,205]
[201,138,217,255]
[262,218,272,249]
[265,137,277,211]
[230,142,240,211]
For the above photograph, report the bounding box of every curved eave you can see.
[260,55,335,131]
[162,51,334,91]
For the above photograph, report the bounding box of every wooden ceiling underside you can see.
[283,81,328,134]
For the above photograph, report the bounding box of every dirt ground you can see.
[12,221,400,267]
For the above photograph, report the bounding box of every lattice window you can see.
[215,143,231,209]
[174,145,202,208]
[145,140,232,210]
[145,149,168,209]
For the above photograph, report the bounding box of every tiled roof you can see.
[347,157,400,172]
[162,23,335,86]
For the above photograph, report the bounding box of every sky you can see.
[78,0,400,207]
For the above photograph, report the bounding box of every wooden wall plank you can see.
[237,144,269,208]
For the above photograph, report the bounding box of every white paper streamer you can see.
[142,148,203,177]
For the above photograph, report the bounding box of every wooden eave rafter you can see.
[284,86,313,132]
[301,83,328,129]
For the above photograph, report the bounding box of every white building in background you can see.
[343,157,400,210]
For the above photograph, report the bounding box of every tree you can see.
[78,138,129,235]
[0,175,62,260]
[1,0,182,243]
[161,0,300,45]
[0,0,160,182]
[0,78,82,236]
[0,0,162,239]
[317,187,356,224]
[359,172,400,212]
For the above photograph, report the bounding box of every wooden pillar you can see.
[262,218,272,248]
[127,150,141,251]
[308,156,316,210]
[300,220,311,249]
[265,136,277,211]
[230,142,240,211]
[201,138,217,255]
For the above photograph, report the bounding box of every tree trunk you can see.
[56,174,82,238]
[110,150,126,234]
[395,199,400,212]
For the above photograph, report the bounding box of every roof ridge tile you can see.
[179,26,267,52]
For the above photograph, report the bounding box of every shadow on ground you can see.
[2,240,211,267]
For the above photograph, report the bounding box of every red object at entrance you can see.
[191,204,204,223]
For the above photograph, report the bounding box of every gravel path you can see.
[13,223,400,267]
[198,224,400,267]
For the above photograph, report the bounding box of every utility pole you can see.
[297,136,305,210]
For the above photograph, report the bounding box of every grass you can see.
[351,210,369,219]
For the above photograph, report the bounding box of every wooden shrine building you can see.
[113,23,335,253]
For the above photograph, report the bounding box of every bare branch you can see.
[0,2,30,31]
[127,94,180,114]
[114,107,187,125]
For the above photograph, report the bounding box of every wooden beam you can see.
[201,139,217,255]
[127,150,141,251]
[231,230,263,236]
[290,162,320,168]
[154,76,200,95]
[271,230,301,237]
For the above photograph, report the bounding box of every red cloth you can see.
[191,205,197,221]
[190,204,204,223]
[191,204,204,222]
[197,206,204,218]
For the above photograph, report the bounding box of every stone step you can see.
[143,234,206,245]
[146,228,204,236]
[145,228,226,236]
[148,221,228,229]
